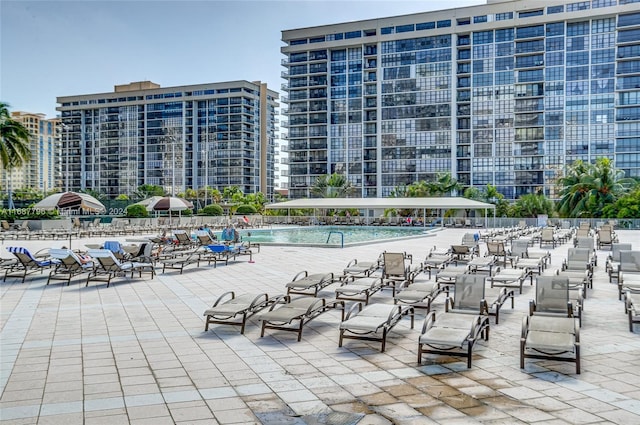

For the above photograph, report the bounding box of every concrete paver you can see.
[0,228,639,424]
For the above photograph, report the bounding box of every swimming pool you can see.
[228,226,435,248]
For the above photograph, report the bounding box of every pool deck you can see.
[1,228,639,424]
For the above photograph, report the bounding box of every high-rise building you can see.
[0,112,59,198]
[281,0,640,200]
[56,80,279,199]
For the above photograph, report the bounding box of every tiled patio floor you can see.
[1,228,639,424]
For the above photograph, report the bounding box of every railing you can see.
[326,231,344,248]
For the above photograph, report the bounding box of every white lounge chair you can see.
[285,271,335,296]
[203,292,280,334]
[335,276,385,304]
[339,303,415,352]
[490,267,532,294]
[520,315,580,374]
[418,311,489,368]
[257,296,344,341]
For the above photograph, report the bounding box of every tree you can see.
[428,172,461,196]
[135,184,165,199]
[311,173,353,198]
[223,186,242,203]
[557,158,635,218]
[510,193,554,218]
[0,102,31,169]
[602,187,640,219]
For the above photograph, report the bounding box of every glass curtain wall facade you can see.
[281,0,640,200]
[56,81,278,199]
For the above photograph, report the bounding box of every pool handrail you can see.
[326,231,344,248]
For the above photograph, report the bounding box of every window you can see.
[310,36,325,43]
[618,12,640,27]
[567,21,589,36]
[474,15,488,24]
[345,31,362,39]
[457,18,471,26]
[516,25,544,39]
[437,20,451,28]
[496,42,514,56]
[618,29,640,43]
[381,27,393,35]
[519,10,543,18]
[396,24,414,33]
[546,22,564,37]
[495,12,513,21]
[592,18,615,34]
[591,49,614,64]
[290,39,307,45]
[416,22,435,30]
[567,2,590,11]
[548,5,564,14]
[495,28,514,42]
[473,30,493,44]
[592,33,615,49]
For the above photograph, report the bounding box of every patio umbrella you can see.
[147,196,193,212]
[33,192,106,213]
[132,196,164,211]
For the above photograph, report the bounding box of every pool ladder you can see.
[326,231,344,248]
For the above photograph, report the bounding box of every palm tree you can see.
[558,158,634,217]
[427,172,461,196]
[1,102,31,169]
[311,173,353,198]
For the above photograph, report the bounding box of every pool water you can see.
[227,226,432,247]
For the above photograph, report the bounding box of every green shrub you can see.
[235,204,257,214]
[125,204,149,218]
[199,204,224,216]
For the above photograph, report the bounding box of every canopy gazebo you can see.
[264,197,496,226]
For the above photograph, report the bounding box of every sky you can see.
[1,0,485,118]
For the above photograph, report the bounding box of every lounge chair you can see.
[381,252,410,296]
[532,275,583,326]
[339,303,414,352]
[510,239,550,270]
[467,256,496,275]
[160,249,202,274]
[4,247,58,283]
[489,267,532,294]
[203,292,280,334]
[562,248,596,274]
[335,276,385,304]
[615,251,640,300]
[461,233,480,256]
[174,230,197,249]
[450,245,475,265]
[342,258,380,279]
[447,274,514,325]
[597,228,615,250]
[417,310,490,368]
[486,241,509,268]
[86,249,155,287]
[285,271,335,296]
[520,315,580,374]
[574,236,595,251]
[103,240,128,261]
[434,264,469,291]
[624,290,640,332]
[619,271,640,302]
[421,248,452,279]
[556,269,592,300]
[257,296,344,341]
[394,279,446,313]
[47,248,94,286]
[539,228,558,249]
[606,243,633,282]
